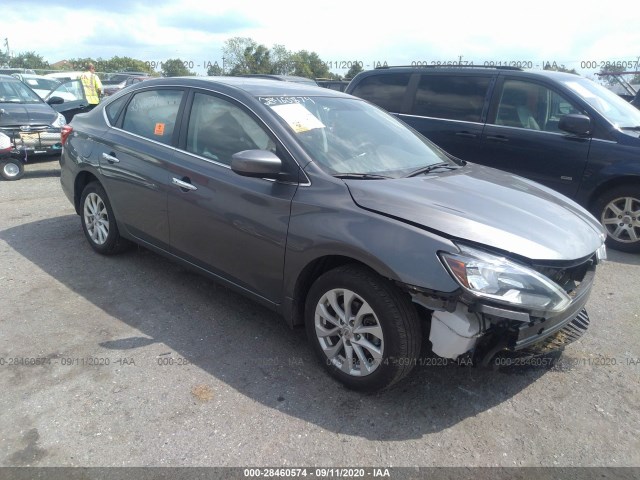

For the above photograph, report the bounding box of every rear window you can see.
[412,75,491,122]
[349,73,411,112]
[121,89,184,144]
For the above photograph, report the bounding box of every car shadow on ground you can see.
[1,215,552,441]
[606,249,640,266]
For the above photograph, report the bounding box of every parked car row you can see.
[58,76,606,391]
[345,66,640,252]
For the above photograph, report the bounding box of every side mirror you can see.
[559,114,591,136]
[47,96,64,105]
[231,150,282,178]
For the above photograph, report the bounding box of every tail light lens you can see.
[61,125,73,145]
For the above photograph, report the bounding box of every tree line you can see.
[0,37,364,80]
[2,39,638,84]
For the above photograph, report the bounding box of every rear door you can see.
[166,90,299,303]
[478,77,591,197]
[96,88,187,250]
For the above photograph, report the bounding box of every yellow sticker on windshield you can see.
[271,103,325,133]
[154,123,165,136]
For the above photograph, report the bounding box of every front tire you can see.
[593,186,640,253]
[305,265,421,392]
[80,182,130,255]
[0,159,25,181]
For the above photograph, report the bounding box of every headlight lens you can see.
[52,113,66,128]
[440,245,571,313]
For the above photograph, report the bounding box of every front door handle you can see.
[455,131,477,139]
[102,152,119,163]
[172,177,197,191]
[485,135,509,143]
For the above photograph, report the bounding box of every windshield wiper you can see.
[621,126,640,131]
[333,173,391,180]
[405,162,461,177]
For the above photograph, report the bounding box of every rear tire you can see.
[592,186,640,253]
[80,182,131,255]
[0,159,25,181]
[305,264,421,392]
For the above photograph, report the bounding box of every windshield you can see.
[259,96,451,177]
[563,77,640,128]
[0,79,43,104]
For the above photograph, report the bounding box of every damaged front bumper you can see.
[408,254,598,365]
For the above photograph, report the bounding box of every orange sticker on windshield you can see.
[154,123,165,135]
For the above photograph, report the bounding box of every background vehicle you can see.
[0,74,65,180]
[44,71,85,82]
[316,79,350,91]
[45,79,92,122]
[103,72,151,96]
[347,66,640,252]
[59,77,604,391]
[11,73,61,99]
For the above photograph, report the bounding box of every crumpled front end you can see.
[409,244,604,365]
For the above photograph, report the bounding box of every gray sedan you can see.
[59,77,606,391]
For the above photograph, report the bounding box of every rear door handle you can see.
[102,152,119,163]
[455,131,477,139]
[172,177,197,191]
[485,135,509,143]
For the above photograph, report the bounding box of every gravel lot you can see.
[1,158,639,468]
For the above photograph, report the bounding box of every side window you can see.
[121,89,183,145]
[349,73,411,112]
[413,75,490,122]
[186,92,275,166]
[51,80,85,102]
[494,80,584,132]
[105,95,129,125]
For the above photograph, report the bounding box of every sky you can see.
[2,0,640,78]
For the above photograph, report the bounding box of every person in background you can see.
[80,63,102,109]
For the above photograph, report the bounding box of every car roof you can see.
[352,66,583,82]
[129,76,351,98]
[0,74,21,82]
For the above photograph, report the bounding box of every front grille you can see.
[534,255,595,296]
[519,309,589,355]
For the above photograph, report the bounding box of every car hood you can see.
[0,102,57,127]
[345,163,605,261]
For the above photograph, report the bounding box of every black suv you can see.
[346,66,640,252]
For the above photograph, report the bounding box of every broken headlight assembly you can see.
[439,245,571,314]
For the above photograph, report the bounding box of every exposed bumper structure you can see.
[413,254,598,364]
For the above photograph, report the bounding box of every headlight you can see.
[52,113,66,129]
[440,245,571,313]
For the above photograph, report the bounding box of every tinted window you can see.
[121,89,183,144]
[413,75,490,122]
[495,80,584,132]
[350,74,411,112]
[186,92,275,166]
[0,79,42,104]
[105,95,129,125]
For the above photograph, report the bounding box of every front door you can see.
[478,78,591,198]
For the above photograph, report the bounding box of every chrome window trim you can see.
[102,84,311,186]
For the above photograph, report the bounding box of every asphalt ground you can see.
[1,158,639,468]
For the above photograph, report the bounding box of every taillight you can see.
[61,125,73,145]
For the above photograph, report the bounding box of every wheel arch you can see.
[588,175,640,212]
[286,254,411,328]
[73,170,101,214]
